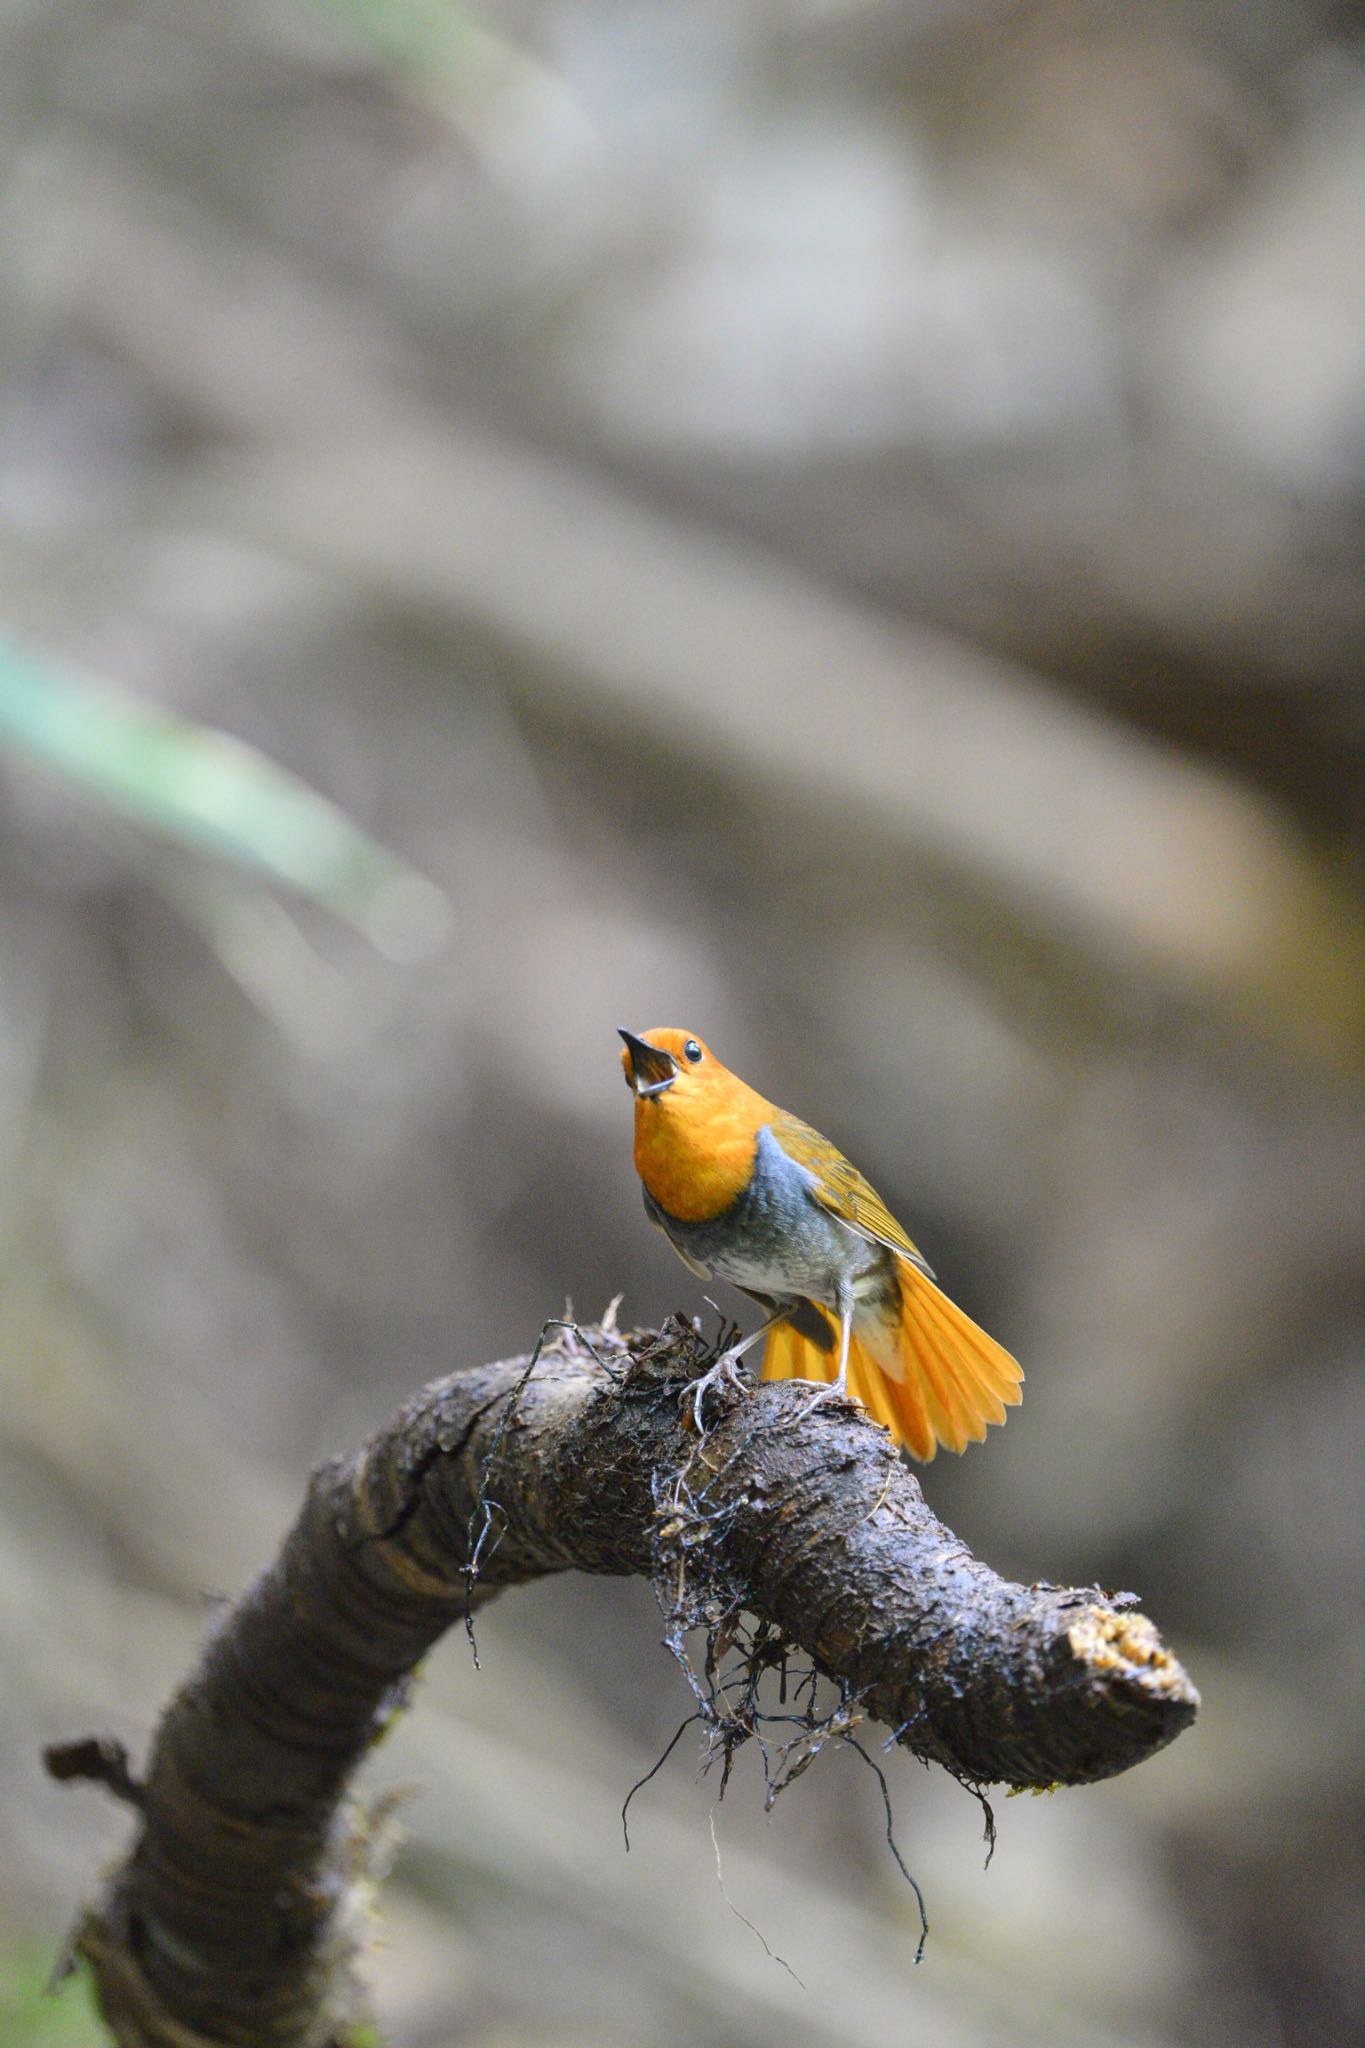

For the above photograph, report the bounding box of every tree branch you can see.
[47,1316,1198,2048]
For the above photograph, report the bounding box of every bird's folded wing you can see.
[769,1112,935,1279]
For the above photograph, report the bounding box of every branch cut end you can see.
[1067,1605,1199,1709]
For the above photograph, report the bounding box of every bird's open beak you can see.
[619,1029,677,1098]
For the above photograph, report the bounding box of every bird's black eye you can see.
[683,1039,702,1063]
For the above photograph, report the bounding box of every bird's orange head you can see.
[618,1028,776,1223]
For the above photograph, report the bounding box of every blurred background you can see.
[1,2,1362,2044]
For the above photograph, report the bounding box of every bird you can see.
[619,1027,1022,1459]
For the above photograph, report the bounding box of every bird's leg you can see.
[721,1311,787,1370]
[832,1299,853,1397]
[799,1295,854,1418]
[689,1310,786,1432]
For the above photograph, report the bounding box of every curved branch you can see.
[47,1317,1198,2048]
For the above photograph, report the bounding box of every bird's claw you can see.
[799,1375,850,1420]
[687,1349,749,1434]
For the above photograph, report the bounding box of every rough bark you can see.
[47,1316,1199,2048]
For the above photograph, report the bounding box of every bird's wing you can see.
[668,1235,712,1280]
[643,1188,712,1278]
[769,1112,936,1280]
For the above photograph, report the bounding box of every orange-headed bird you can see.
[619,1027,1022,1460]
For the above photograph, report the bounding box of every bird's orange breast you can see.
[633,1086,772,1224]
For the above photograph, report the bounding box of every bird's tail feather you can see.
[761,1276,1023,1462]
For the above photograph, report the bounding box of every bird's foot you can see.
[687,1348,751,1434]
[798,1373,851,1421]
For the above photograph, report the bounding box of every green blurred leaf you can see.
[0,635,449,961]
[301,0,593,157]
[0,1948,102,2047]
[311,0,488,81]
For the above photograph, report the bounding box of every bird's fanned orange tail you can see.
[761,1277,1023,1462]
